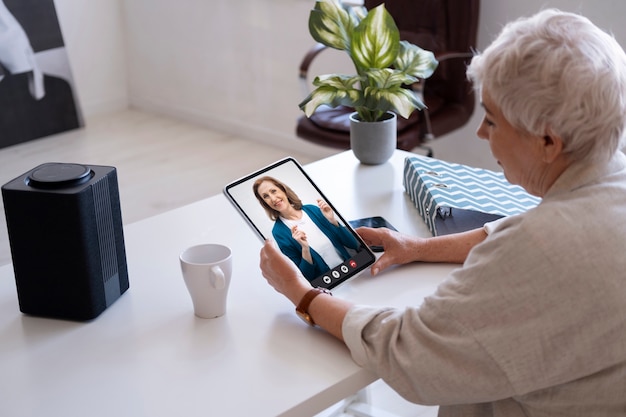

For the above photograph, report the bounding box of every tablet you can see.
[224,157,375,290]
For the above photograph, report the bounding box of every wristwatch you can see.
[295,287,332,326]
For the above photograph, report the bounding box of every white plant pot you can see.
[349,112,397,165]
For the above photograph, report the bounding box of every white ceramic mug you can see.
[179,244,232,318]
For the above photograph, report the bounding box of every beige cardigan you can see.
[343,152,626,416]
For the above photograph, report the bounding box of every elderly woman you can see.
[259,9,626,415]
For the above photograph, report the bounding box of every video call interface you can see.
[224,158,375,290]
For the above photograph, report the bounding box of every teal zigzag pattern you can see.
[403,156,541,234]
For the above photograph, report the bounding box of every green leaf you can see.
[312,73,362,89]
[364,85,425,119]
[394,41,438,79]
[308,0,354,51]
[362,69,425,119]
[366,68,417,89]
[298,74,363,117]
[351,4,400,71]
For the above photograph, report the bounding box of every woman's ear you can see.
[541,129,565,163]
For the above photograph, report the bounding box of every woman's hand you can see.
[317,199,338,226]
[259,240,311,305]
[357,227,427,275]
[357,226,488,275]
[291,225,308,247]
[260,239,352,341]
[291,226,313,264]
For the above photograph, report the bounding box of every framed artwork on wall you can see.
[0,0,83,149]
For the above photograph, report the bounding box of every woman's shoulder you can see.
[301,204,322,215]
[271,218,288,234]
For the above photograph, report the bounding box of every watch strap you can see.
[295,287,332,326]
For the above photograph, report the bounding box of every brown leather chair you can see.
[296,0,480,155]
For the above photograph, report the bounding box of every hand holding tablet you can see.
[224,157,376,290]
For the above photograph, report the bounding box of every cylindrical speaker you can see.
[1,163,129,321]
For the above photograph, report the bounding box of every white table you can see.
[0,150,455,417]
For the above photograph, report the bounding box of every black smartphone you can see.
[349,216,398,252]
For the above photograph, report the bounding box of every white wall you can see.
[121,0,336,158]
[52,0,626,165]
[53,0,128,115]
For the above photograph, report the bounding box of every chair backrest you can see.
[364,0,479,105]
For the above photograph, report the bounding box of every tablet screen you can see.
[224,157,375,290]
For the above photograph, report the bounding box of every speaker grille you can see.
[92,176,119,289]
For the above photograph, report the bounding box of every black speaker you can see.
[1,163,129,320]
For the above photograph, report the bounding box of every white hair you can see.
[467,9,626,162]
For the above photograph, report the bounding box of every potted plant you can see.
[298,0,439,164]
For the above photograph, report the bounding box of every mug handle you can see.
[209,266,226,289]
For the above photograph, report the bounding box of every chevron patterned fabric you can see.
[404,156,541,236]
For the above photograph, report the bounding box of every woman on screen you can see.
[253,176,359,281]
